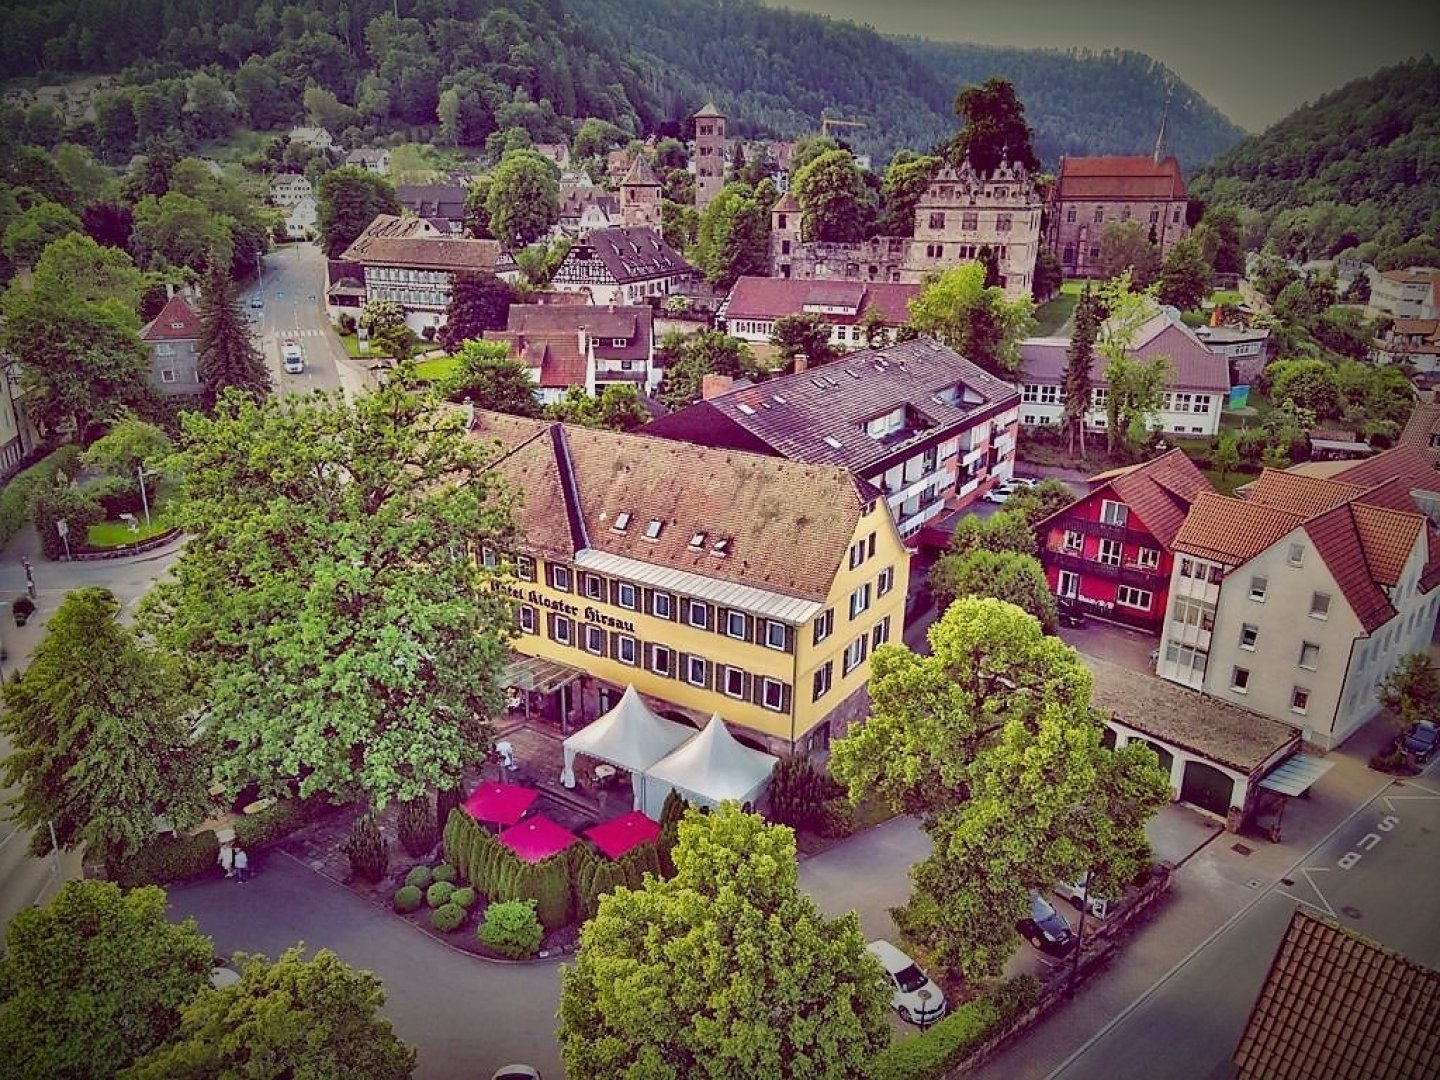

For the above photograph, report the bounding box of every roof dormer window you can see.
[689,531,706,549]
[644,519,663,540]
[711,537,730,556]
[612,511,631,532]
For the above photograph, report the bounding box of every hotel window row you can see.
[516,605,793,713]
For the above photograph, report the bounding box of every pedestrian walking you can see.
[233,845,249,883]
[218,842,235,878]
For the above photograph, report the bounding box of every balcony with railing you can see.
[1052,513,1156,549]
[1045,549,1167,590]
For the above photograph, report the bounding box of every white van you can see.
[281,339,304,374]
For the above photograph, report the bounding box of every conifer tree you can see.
[196,262,271,407]
[1063,284,1099,457]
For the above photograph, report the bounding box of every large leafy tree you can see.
[0,588,209,876]
[558,805,890,1079]
[1156,235,1213,311]
[438,340,541,416]
[1267,357,1339,417]
[316,166,402,258]
[0,880,212,1080]
[143,377,517,809]
[196,262,271,406]
[1097,277,1170,455]
[1062,284,1100,456]
[1,200,82,267]
[770,312,837,369]
[830,598,1169,979]
[1097,221,1160,289]
[906,261,1036,375]
[790,149,871,243]
[692,181,770,289]
[879,151,941,236]
[950,77,1041,174]
[439,273,515,351]
[131,191,232,274]
[485,148,561,251]
[930,549,1058,633]
[23,231,144,309]
[655,330,760,410]
[120,947,416,1080]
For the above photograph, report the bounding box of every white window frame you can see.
[553,615,573,646]
[1290,686,1310,715]
[842,635,868,676]
[1298,642,1320,670]
[722,666,745,699]
[652,591,673,618]
[1062,530,1083,553]
[1116,585,1152,610]
[551,564,571,592]
[515,555,535,581]
[584,624,605,655]
[518,606,536,634]
[1309,592,1331,619]
[813,609,834,644]
[1249,576,1268,602]
[583,574,603,600]
[687,600,708,628]
[686,656,707,687]
[1135,547,1159,570]
[1239,624,1258,650]
[1097,539,1122,567]
[617,634,637,666]
[726,610,748,640]
[1287,543,1305,567]
[1231,666,1250,693]
[761,677,784,712]
[764,620,786,650]
[1100,500,1129,526]
[812,662,832,701]
[849,583,872,619]
[617,582,637,610]
[650,644,672,676]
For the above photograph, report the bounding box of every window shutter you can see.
[546,612,556,638]
[607,631,619,660]
[747,671,761,705]
[780,681,792,715]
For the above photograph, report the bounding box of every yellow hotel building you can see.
[470,411,910,756]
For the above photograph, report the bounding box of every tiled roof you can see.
[1088,658,1298,774]
[1234,908,1440,1080]
[722,276,920,326]
[1351,503,1423,585]
[397,184,467,221]
[620,156,660,187]
[1019,311,1230,393]
[771,192,800,213]
[694,102,724,118]
[484,330,588,389]
[1055,155,1187,201]
[1396,403,1440,467]
[1305,505,1397,632]
[559,185,619,220]
[1379,267,1438,284]
[506,304,651,361]
[647,338,1019,474]
[1085,448,1216,549]
[469,412,871,602]
[139,295,201,342]
[1173,493,1306,564]
[564,227,694,285]
[1246,470,1366,515]
[340,214,500,273]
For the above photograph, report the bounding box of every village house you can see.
[1366,267,1440,322]
[533,143,572,171]
[268,173,312,205]
[1191,322,1272,385]
[0,359,37,480]
[470,411,909,757]
[280,196,317,241]
[770,157,1043,300]
[1158,447,1440,749]
[1398,401,1440,466]
[555,180,621,240]
[337,214,502,336]
[396,184,469,237]
[1373,317,1440,372]
[1016,308,1231,437]
[1047,155,1191,278]
[483,304,658,401]
[618,157,662,230]
[288,126,335,151]
[549,227,695,306]
[718,277,920,350]
[646,338,1021,542]
[139,293,204,397]
[1036,448,1217,633]
[345,148,391,176]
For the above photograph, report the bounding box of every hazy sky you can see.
[766,0,1439,132]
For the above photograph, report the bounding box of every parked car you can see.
[1058,598,1087,629]
[1016,891,1076,957]
[490,1068,540,1080]
[1404,720,1438,764]
[867,939,947,1027]
[249,296,263,309]
[1053,872,1115,919]
[983,483,1018,504]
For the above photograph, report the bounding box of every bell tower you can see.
[693,102,726,213]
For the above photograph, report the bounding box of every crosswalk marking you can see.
[274,328,326,338]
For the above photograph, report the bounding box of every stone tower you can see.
[619,155,662,229]
[693,102,726,213]
[769,191,801,278]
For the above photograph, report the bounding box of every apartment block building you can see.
[472,412,909,756]
[1158,448,1440,748]
[645,338,1021,541]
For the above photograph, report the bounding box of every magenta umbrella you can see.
[497,814,579,864]
[583,811,661,860]
[462,781,539,827]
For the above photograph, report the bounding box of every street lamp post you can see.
[1066,873,1092,999]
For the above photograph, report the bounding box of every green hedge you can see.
[450,886,477,910]
[426,880,456,908]
[869,976,1043,1080]
[233,798,322,849]
[114,830,220,890]
[405,865,434,890]
[0,445,79,548]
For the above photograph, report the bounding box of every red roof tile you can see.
[1055,155,1188,201]
[140,295,201,342]
[1173,493,1306,564]
[1391,408,1440,469]
[722,276,920,326]
[1104,448,1217,548]
[340,214,500,273]
[1245,470,1366,515]
[1020,311,1230,393]
[484,330,588,389]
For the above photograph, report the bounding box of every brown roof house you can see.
[718,277,921,352]
[1234,907,1440,1080]
[549,226,694,308]
[139,294,204,397]
[1018,306,1231,436]
[1047,155,1191,278]
[1398,401,1440,466]
[483,304,657,402]
[1158,446,1440,748]
[339,214,506,337]
[647,337,1021,539]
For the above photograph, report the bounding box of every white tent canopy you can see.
[642,713,778,818]
[561,685,696,810]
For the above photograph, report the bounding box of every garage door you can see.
[1140,740,1174,779]
[1180,760,1234,817]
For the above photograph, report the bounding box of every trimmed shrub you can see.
[392,885,423,913]
[478,899,543,959]
[426,881,456,909]
[430,902,466,933]
[817,797,856,838]
[659,788,687,828]
[868,976,1043,1080]
[657,821,679,879]
[405,865,434,890]
[768,756,842,832]
[114,830,220,889]
[31,479,103,558]
[0,445,77,548]
[584,861,629,921]
[233,798,320,849]
[431,862,456,883]
[343,814,390,883]
[443,808,471,880]
[449,886,477,910]
[436,786,463,831]
[567,844,599,920]
[519,854,572,931]
[397,797,437,858]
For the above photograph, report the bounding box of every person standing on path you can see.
[233,845,249,883]
[218,842,235,878]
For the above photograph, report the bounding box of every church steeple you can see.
[1153,82,1173,165]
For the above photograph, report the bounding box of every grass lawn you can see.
[87,516,172,548]
[411,355,460,382]
[1209,289,1244,306]
[1202,467,1256,496]
[1032,291,1078,337]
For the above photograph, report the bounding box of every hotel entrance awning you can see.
[503,654,585,694]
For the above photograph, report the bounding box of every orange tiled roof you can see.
[484,330,588,390]
[1173,493,1306,565]
[1234,908,1440,1080]
[1394,404,1440,468]
[1245,469,1366,515]
[140,295,201,342]
[1061,448,1215,549]
[1350,503,1423,585]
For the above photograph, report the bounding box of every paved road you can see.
[1051,769,1440,1080]
[247,243,372,400]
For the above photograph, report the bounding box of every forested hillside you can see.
[894,39,1244,171]
[1190,58,1440,268]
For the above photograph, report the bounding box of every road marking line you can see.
[1045,774,1401,1079]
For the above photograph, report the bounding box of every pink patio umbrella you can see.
[462,781,539,827]
[497,814,579,864]
[583,811,661,860]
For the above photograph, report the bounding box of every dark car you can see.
[1404,720,1438,764]
[1058,598,1086,629]
[1016,891,1076,957]
[249,296,263,309]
